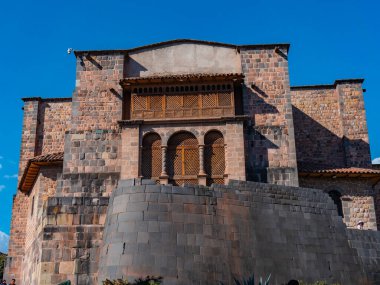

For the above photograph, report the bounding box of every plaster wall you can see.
[126,43,241,77]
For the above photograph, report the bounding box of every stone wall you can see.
[63,130,121,177]
[5,98,40,281]
[37,195,109,285]
[99,179,371,285]
[347,229,380,284]
[25,167,61,250]
[240,47,298,186]
[291,87,345,167]
[72,54,124,131]
[291,80,371,168]
[119,121,246,182]
[300,176,378,230]
[36,98,72,155]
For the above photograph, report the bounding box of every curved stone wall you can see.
[99,179,365,285]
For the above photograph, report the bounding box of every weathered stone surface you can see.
[5,40,379,285]
[98,180,379,285]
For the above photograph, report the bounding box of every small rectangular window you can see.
[31,196,35,216]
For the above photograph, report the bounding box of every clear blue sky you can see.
[0,0,379,239]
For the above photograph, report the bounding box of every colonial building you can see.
[4,39,380,285]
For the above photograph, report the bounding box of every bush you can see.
[102,276,163,285]
[220,274,271,285]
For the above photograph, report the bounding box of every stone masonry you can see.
[4,39,380,285]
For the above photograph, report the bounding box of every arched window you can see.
[328,190,344,217]
[204,131,225,185]
[167,132,199,186]
[141,133,162,179]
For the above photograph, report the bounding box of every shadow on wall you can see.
[243,85,280,182]
[245,85,279,120]
[124,55,148,77]
[36,102,47,156]
[292,105,371,169]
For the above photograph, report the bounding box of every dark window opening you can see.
[328,190,344,217]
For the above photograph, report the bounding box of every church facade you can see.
[4,39,380,284]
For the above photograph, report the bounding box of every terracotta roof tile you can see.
[30,152,64,162]
[298,162,380,176]
[120,73,244,85]
[19,152,64,193]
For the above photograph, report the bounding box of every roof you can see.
[74,39,290,56]
[19,152,64,193]
[120,73,244,86]
[22,97,72,102]
[298,162,380,178]
[291,79,364,90]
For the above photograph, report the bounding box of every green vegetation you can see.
[220,274,271,285]
[0,252,7,279]
[102,276,163,285]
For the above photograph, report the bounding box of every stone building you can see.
[4,39,380,285]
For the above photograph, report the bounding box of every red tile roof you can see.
[29,152,64,162]
[19,152,64,193]
[298,162,380,177]
[120,73,244,85]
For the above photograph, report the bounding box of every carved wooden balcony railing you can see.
[129,83,235,120]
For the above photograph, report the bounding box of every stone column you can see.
[160,145,169,184]
[198,144,207,186]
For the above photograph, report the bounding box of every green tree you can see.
[0,253,7,280]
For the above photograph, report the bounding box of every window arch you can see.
[167,131,199,186]
[141,133,162,179]
[204,130,225,185]
[328,190,344,217]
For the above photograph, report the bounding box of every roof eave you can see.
[73,39,291,57]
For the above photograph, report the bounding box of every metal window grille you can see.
[141,133,162,178]
[204,131,225,186]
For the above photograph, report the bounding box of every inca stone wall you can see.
[291,80,371,168]
[98,179,377,285]
[347,229,380,284]
[63,130,121,177]
[240,47,298,186]
[5,40,380,285]
[35,195,109,285]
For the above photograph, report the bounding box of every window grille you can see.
[130,83,235,120]
[141,133,162,179]
[167,132,199,185]
[133,95,147,110]
[204,131,225,186]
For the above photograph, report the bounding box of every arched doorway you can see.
[141,133,162,180]
[328,190,344,217]
[204,130,225,185]
[167,132,199,186]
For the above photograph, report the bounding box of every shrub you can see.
[220,274,271,285]
[102,276,163,285]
